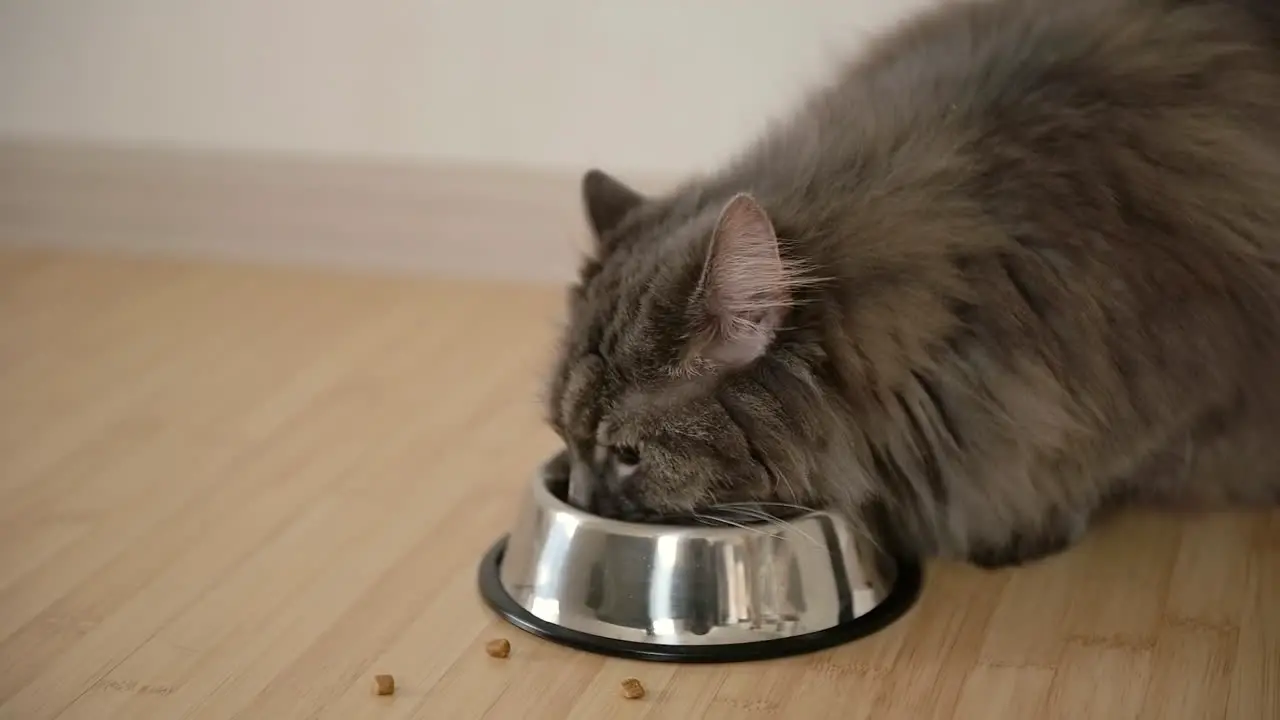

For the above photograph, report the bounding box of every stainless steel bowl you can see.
[478,454,922,662]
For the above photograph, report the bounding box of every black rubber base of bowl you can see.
[476,535,923,664]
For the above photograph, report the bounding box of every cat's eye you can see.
[612,444,642,467]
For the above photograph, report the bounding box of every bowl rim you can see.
[530,463,833,537]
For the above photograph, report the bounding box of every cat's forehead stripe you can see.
[558,355,605,441]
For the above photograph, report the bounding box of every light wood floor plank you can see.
[0,249,1273,720]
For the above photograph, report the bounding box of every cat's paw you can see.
[967,536,1069,569]
[965,515,1088,570]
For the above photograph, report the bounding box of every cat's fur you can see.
[544,0,1280,567]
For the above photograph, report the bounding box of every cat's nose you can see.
[591,491,644,520]
[590,493,622,518]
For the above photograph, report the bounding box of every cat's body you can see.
[545,0,1280,567]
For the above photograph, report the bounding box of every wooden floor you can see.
[0,249,1275,720]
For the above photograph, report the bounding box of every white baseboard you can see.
[0,140,675,284]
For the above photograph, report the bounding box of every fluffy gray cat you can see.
[544,0,1280,568]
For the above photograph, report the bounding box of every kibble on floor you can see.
[620,678,645,700]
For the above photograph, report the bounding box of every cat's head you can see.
[544,169,855,523]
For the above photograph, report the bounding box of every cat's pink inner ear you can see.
[692,193,791,367]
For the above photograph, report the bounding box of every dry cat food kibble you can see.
[620,677,645,700]
[372,674,395,696]
[485,638,511,658]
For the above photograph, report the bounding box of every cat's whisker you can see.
[776,474,803,508]
[707,504,821,547]
[693,511,783,539]
[848,524,886,554]
[725,491,893,555]
[712,500,819,515]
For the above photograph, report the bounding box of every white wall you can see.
[0,0,938,176]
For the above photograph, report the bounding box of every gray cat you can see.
[544,0,1280,568]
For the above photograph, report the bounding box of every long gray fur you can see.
[544,0,1280,568]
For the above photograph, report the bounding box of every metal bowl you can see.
[477,453,922,663]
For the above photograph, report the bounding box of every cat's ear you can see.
[582,169,644,240]
[688,193,792,368]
